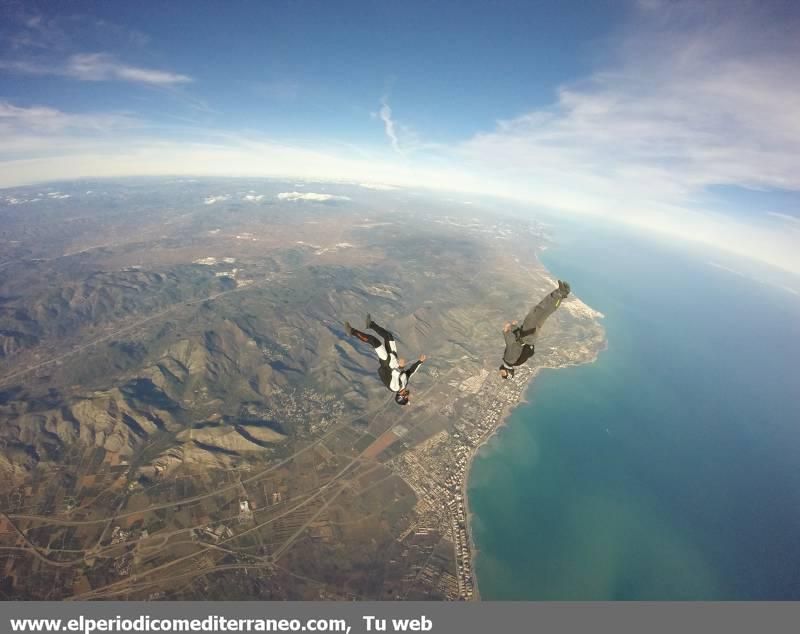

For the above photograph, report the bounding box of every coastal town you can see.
[389,364,538,600]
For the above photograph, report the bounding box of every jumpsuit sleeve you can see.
[503,328,523,365]
[404,360,423,380]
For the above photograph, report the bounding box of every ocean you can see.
[467,218,800,600]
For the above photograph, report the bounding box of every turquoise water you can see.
[468,220,800,599]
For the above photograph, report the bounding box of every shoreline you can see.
[462,343,607,600]
[460,365,541,601]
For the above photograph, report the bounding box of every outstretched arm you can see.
[403,357,425,380]
[503,321,518,345]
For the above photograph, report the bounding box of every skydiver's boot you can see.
[557,280,571,298]
[347,322,377,345]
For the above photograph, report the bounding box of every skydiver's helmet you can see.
[499,365,515,379]
[395,391,410,406]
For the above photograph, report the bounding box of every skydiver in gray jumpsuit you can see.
[499,280,571,379]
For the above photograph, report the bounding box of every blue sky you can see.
[0,1,625,143]
[1,0,799,275]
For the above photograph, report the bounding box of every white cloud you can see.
[0,101,139,158]
[379,99,401,154]
[243,194,265,202]
[374,98,437,155]
[767,211,800,225]
[359,183,399,191]
[0,128,480,196]
[709,261,799,296]
[451,1,800,273]
[204,195,229,205]
[277,192,351,202]
[65,53,192,85]
[0,100,136,134]
[0,53,191,85]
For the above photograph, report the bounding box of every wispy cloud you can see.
[767,211,800,225]
[375,97,441,155]
[0,101,128,129]
[709,261,799,296]
[0,110,478,194]
[66,53,191,85]
[359,183,399,191]
[0,8,188,86]
[378,98,401,153]
[0,52,192,85]
[0,100,146,164]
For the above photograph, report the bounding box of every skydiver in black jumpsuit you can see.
[345,315,426,405]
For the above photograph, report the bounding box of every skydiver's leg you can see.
[344,322,390,361]
[519,287,566,342]
[349,327,381,348]
[366,316,398,355]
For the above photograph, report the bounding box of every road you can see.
[7,392,395,528]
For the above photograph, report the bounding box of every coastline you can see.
[461,365,541,601]
[463,342,607,600]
